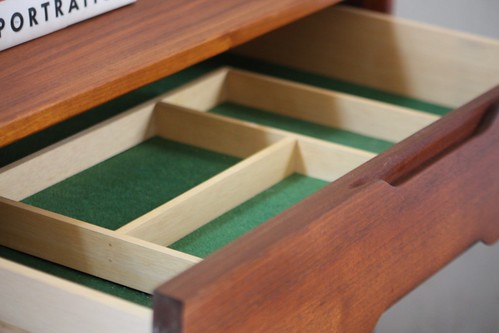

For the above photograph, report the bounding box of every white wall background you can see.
[376,1,499,332]
[394,0,499,39]
[376,244,499,333]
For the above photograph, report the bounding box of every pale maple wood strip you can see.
[170,102,375,182]
[0,198,200,293]
[118,138,296,245]
[0,103,157,201]
[235,6,499,108]
[160,68,438,142]
[162,68,230,111]
[223,115,376,181]
[226,69,439,142]
[295,137,375,182]
[154,103,285,158]
[0,258,151,333]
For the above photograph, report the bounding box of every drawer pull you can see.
[382,85,499,186]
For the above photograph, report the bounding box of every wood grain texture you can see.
[0,198,200,293]
[0,0,341,147]
[0,103,156,201]
[153,85,499,332]
[119,138,296,245]
[153,103,285,159]
[225,69,439,142]
[161,67,439,143]
[294,137,374,182]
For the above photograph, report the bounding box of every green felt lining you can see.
[222,54,453,116]
[211,102,393,153]
[170,173,328,257]
[22,137,240,230]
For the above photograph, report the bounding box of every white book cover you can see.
[0,0,136,51]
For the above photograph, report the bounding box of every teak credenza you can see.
[1,1,498,333]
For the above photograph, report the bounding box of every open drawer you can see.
[1,6,498,333]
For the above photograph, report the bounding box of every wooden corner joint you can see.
[153,85,499,333]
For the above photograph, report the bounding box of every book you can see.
[0,0,136,51]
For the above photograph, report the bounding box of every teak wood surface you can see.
[154,86,499,332]
[0,0,342,147]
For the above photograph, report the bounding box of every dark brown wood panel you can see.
[154,85,499,332]
[346,0,393,12]
[0,0,341,147]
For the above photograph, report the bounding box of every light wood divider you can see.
[118,137,297,244]
[0,103,156,201]
[0,198,200,293]
[225,69,439,142]
[162,68,440,144]
[294,138,374,182]
[153,103,285,158]
[162,69,229,111]
[235,6,499,108]
[0,258,151,333]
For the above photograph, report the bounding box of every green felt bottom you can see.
[22,137,240,230]
[211,102,393,153]
[170,173,328,257]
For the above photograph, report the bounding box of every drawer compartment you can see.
[0,75,381,303]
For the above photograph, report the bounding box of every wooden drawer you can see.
[1,6,498,333]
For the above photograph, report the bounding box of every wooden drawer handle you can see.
[153,85,499,333]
